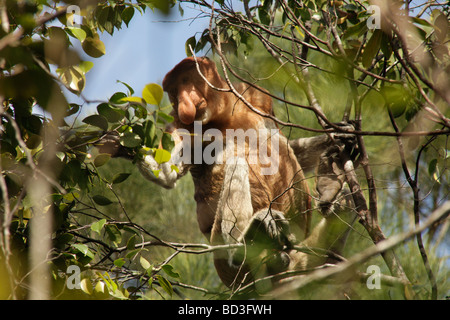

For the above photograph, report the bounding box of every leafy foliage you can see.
[0,0,449,300]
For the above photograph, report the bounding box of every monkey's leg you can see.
[212,157,295,287]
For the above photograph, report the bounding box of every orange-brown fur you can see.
[162,57,311,286]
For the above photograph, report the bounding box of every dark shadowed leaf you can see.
[93,195,113,206]
[112,173,131,184]
[83,114,108,131]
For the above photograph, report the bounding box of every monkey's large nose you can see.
[178,100,196,124]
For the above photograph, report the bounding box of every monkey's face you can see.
[166,73,211,125]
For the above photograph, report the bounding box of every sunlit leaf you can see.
[154,148,171,164]
[58,66,86,93]
[66,26,87,42]
[142,83,163,105]
[82,35,106,58]
[72,243,95,259]
[80,278,93,295]
[140,256,151,270]
[91,218,107,235]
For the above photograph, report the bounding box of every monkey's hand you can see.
[289,121,359,172]
[95,132,188,189]
[316,123,358,217]
[327,121,360,165]
[243,209,296,249]
[137,147,189,189]
[232,209,296,272]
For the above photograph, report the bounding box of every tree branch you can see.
[271,201,450,298]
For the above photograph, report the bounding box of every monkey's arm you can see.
[289,135,333,172]
[95,131,189,189]
[289,122,357,172]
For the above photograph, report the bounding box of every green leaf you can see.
[66,26,87,42]
[117,80,135,96]
[55,233,74,247]
[134,104,148,119]
[78,61,94,73]
[156,275,173,297]
[82,114,108,131]
[154,148,171,164]
[105,225,122,246]
[144,120,156,147]
[67,103,80,116]
[93,195,113,206]
[161,265,180,278]
[82,35,106,58]
[380,32,392,59]
[140,256,151,270]
[381,85,410,118]
[185,36,196,56]
[80,278,93,295]
[428,159,438,176]
[119,96,145,104]
[122,6,135,27]
[91,219,107,235]
[362,30,382,68]
[258,7,270,25]
[434,13,449,42]
[152,169,161,178]
[411,17,433,28]
[120,132,142,148]
[72,243,95,259]
[126,234,137,250]
[112,173,131,184]
[97,103,124,122]
[57,66,85,93]
[114,258,126,268]
[94,153,111,167]
[142,83,163,105]
[109,92,127,104]
[161,132,174,151]
[157,111,174,124]
[343,20,368,39]
[125,248,141,260]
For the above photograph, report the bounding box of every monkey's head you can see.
[162,57,229,126]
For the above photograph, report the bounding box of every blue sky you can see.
[74,4,209,108]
